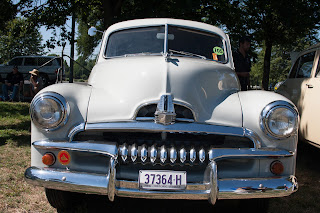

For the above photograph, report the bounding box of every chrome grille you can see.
[119,144,221,165]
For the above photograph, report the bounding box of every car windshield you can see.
[168,26,226,62]
[105,26,165,57]
[105,25,227,63]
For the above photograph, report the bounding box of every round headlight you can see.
[261,101,298,139]
[30,92,69,131]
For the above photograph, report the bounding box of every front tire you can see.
[45,188,80,210]
[240,198,270,213]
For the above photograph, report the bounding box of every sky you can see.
[40,17,100,65]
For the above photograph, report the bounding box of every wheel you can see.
[240,198,270,213]
[45,188,80,210]
[39,73,50,87]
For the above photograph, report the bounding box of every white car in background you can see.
[25,18,299,211]
[276,43,320,148]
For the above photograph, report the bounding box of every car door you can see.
[299,50,320,146]
[277,51,316,108]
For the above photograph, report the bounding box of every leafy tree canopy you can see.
[0,17,44,64]
[0,0,17,29]
[203,0,320,90]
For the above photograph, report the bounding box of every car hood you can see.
[87,56,242,126]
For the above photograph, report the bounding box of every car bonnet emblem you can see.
[154,94,176,125]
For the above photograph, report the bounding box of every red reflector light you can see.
[58,150,71,165]
[42,153,55,166]
[270,161,284,175]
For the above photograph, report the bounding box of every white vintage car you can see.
[25,19,299,210]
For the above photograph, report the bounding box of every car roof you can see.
[106,18,227,40]
[12,56,57,59]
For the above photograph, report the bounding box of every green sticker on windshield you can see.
[213,47,224,55]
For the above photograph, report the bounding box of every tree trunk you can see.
[262,40,272,90]
[102,0,124,29]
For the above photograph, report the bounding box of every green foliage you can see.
[251,38,315,87]
[0,0,17,29]
[71,56,95,80]
[203,0,320,90]
[0,18,44,63]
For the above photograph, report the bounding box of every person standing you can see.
[233,36,251,91]
[1,66,24,101]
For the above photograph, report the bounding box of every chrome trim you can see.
[260,101,299,140]
[170,147,177,163]
[210,148,294,161]
[131,144,138,162]
[208,162,218,205]
[244,128,262,149]
[33,141,118,158]
[141,146,147,162]
[160,146,167,163]
[180,148,186,163]
[154,94,176,125]
[86,122,243,135]
[172,101,197,122]
[117,145,294,165]
[164,24,168,55]
[199,148,205,163]
[150,146,157,163]
[108,157,117,202]
[25,166,298,201]
[134,100,196,122]
[84,122,261,149]
[208,149,214,162]
[25,167,109,195]
[190,148,196,163]
[30,92,70,131]
[68,123,85,142]
[33,140,294,165]
[119,145,128,162]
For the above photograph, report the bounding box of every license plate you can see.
[139,170,187,190]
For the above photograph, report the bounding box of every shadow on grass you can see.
[0,102,29,117]
[0,102,31,147]
[0,133,30,147]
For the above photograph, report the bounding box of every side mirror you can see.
[88,26,97,36]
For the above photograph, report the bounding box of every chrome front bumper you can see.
[25,161,298,205]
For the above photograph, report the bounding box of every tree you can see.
[73,56,95,80]
[0,17,44,63]
[204,0,320,90]
[0,0,17,30]
[251,37,314,88]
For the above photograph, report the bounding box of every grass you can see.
[0,102,320,212]
[0,102,55,213]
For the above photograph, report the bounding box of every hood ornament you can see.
[154,94,176,125]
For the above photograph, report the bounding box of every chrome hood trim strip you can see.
[33,141,118,158]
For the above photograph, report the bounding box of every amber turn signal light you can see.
[42,153,56,166]
[270,160,284,175]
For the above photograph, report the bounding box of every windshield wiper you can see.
[168,49,207,60]
[123,52,162,57]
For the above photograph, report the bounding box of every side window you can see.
[38,57,53,66]
[8,58,23,66]
[295,51,315,78]
[316,57,320,77]
[24,57,37,66]
[55,58,61,66]
[289,58,300,78]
